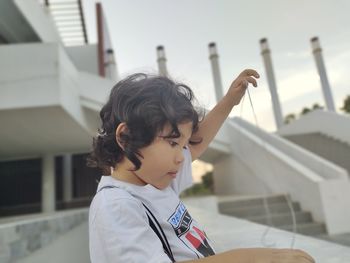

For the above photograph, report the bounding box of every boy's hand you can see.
[227,69,260,106]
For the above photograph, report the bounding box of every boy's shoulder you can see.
[93,176,141,202]
[89,184,146,224]
[92,184,140,206]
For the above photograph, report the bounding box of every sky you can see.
[83,0,350,132]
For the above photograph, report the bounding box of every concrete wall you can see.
[0,41,116,160]
[0,0,40,43]
[0,43,60,111]
[14,0,61,43]
[213,154,268,195]
[65,45,99,76]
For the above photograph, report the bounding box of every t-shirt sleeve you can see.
[89,189,172,263]
[170,146,193,195]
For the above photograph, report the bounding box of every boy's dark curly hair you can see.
[87,73,204,174]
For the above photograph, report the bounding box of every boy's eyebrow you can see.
[160,132,191,143]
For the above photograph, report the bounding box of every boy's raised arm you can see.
[188,69,259,161]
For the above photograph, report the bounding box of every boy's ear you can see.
[115,122,128,150]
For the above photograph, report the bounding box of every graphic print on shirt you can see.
[168,202,215,257]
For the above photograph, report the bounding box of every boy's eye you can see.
[169,141,178,147]
[169,141,188,149]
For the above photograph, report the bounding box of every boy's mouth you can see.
[167,171,178,178]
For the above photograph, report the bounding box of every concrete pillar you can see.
[42,154,56,213]
[63,154,73,202]
[260,38,284,129]
[208,42,224,102]
[156,45,168,76]
[310,37,335,111]
[105,48,118,82]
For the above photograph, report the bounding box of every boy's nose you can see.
[175,151,184,164]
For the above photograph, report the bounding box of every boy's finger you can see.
[241,80,249,88]
[246,76,258,87]
[298,253,315,263]
[241,69,260,78]
[284,249,315,263]
[300,255,316,263]
[295,249,315,263]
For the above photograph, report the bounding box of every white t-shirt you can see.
[89,147,216,263]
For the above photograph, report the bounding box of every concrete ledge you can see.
[277,110,350,145]
[17,222,89,263]
[0,208,88,263]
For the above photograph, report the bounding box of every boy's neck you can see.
[111,161,147,186]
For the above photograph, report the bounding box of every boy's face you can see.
[114,121,193,189]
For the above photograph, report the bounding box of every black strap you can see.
[142,203,175,262]
[97,185,175,262]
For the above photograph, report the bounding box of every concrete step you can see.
[246,211,313,227]
[218,194,290,212]
[280,222,327,236]
[218,195,328,237]
[221,202,301,218]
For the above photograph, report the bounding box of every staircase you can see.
[43,0,88,46]
[218,194,327,236]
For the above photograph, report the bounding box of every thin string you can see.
[239,93,275,248]
[238,87,297,249]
